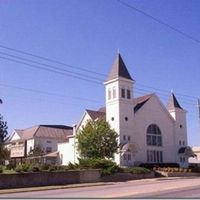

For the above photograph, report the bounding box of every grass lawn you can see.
[2,169,17,174]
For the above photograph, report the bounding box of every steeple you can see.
[167,93,183,110]
[106,53,133,81]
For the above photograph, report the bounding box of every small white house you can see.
[6,125,73,164]
[58,53,193,167]
[189,146,200,166]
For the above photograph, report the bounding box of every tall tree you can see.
[0,114,9,164]
[76,119,119,159]
[0,114,8,144]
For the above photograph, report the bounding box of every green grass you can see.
[2,169,17,174]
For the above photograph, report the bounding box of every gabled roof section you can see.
[107,53,133,81]
[133,94,153,113]
[98,107,106,112]
[86,109,106,120]
[167,93,183,110]
[8,125,73,142]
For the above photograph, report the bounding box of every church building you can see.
[58,53,190,168]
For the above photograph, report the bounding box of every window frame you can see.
[146,124,162,147]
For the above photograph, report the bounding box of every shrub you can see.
[122,167,151,174]
[15,165,23,173]
[190,167,200,173]
[29,164,40,172]
[0,166,3,173]
[67,162,79,170]
[15,163,30,172]
[140,163,180,169]
[78,158,120,176]
[39,163,50,171]
[6,163,15,170]
[48,165,56,172]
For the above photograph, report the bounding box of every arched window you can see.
[146,124,162,146]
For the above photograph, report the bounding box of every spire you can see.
[106,53,133,81]
[167,93,183,110]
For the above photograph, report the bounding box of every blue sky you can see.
[0,0,200,146]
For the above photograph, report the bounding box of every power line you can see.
[0,83,101,104]
[0,44,105,77]
[0,45,198,103]
[117,0,200,44]
[0,51,103,82]
[0,53,198,106]
[0,55,102,85]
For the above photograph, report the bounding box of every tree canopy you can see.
[0,114,8,144]
[76,118,119,159]
[0,114,9,164]
[28,145,45,157]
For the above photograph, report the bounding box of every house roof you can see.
[167,93,183,110]
[86,109,106,120]
[106,53,133,81]
[9,125,73,142]
[133,94,153,113]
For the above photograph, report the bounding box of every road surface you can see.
[1,177,200,198]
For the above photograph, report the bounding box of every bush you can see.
[78,158,120,176]
[6,163,15,170]
[29,164,40,172]
[140,163,180,169]
[15,163,30,172]
[39,163,50,171]
[122,167,151,174]
[0,166,3,173]
[67,162,79,170]
[48,165,57,172]
[190,167,200,173]
[15,165,23,173]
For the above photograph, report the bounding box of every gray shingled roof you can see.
[107,53,133,81]
[167,93,183,110]
[9,125,73,142]
[86,109,106,120]
[133,94,153,113]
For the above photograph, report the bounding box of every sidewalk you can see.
[0,182,112,195]
[0,176,192,195]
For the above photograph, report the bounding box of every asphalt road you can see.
[1,177,200,198]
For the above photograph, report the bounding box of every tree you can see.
[0,114,8,144]
[28,144,45,157]
[0,114,9,164]
[76,118,119,159]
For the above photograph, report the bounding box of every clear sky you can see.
[0,0,200,146]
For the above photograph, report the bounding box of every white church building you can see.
[58,53,191,168]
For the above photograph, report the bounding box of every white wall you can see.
[35,137,66,154]
[132,95,176,164]
[76,112,92,133]
[26,139,34,155]
[58,136,78,165]
[10,132,20,141]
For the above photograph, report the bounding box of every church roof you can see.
[133,94,153,113]
[167,93,183,110]
[106,53,133,81]
[86,109,106,120]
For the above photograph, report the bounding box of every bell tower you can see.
[104,53,135,165]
